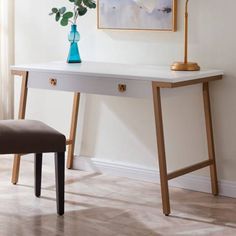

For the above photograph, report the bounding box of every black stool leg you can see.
[35,153,43,197]
[55,152,65,216]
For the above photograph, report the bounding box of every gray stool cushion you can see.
[0,120,66,154]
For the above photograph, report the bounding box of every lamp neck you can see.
[185,0,189,14]
[184,0,189,64]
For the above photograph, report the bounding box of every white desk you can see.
[11,61,223,215]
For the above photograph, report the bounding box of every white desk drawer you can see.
[28,72,152,99]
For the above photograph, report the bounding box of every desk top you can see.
[12,61,224,85]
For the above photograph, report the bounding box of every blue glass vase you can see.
[67,24,81,63]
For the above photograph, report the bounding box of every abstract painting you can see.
[98,0,177,31]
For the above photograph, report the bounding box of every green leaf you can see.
[55,12,61,21]
[63,11,73,19]
[69,0,75,2]
[60,18,69,26]
[59,7,66,14]
[52,8,58,13]
[75,0,82,6]
[82,0,96,9]
[78,6,87,16]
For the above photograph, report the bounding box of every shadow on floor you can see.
[19,183,160,208]
[0,207,160,236]
[171,200,236,229]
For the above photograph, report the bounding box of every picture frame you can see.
[97,0,177,32]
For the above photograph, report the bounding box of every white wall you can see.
[15,0,236,182]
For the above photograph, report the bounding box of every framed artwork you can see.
[97,0,177,31]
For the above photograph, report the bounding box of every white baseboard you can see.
[74,156,236,198]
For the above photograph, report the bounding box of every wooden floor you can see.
[0,156,236,236]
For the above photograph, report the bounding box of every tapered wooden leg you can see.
[55,152,65,216]
[203,82,218,195]
[35,153,43,197]
[12,71,29,185]
[12,156,21,185]
[152,83,170,216]
[67,93,80,169]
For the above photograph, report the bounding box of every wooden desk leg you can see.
[67,92,80,169]
[203,82,219,195]
[152,83,170,216]
[12,71,28,185]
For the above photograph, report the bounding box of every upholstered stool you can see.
[0,120,66,215]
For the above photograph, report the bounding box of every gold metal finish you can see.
[171,62,200,71]
[152,75,222,88]
[49,78,57,86]
[11,71,81,183]
[12,71,29,185]
[203,82,219,195]
[171,0,200,71]
[167,160,214,180]
[66,139,73,145]
[67,93,80,169]
[152,79,220,215]
[118,84,126,93]
[152,84,170,216]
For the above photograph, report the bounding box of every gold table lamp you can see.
[171,0,200,71]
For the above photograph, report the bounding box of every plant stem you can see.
[73,5,78,24]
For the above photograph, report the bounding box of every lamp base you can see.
[171,62,200,71]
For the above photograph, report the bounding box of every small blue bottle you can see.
[67,24,81,63]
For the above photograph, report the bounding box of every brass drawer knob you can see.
[49,78,57,86]
[118,84,126,93]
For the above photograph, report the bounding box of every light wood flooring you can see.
[0,156,236,236]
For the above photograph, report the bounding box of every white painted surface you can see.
[27,71,152,98]
[12,61,223,83]
[12,61,222,99]
[15,0,236,189]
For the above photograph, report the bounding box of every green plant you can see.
[49,0,96,26]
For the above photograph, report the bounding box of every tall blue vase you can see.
[67,24,81,63]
